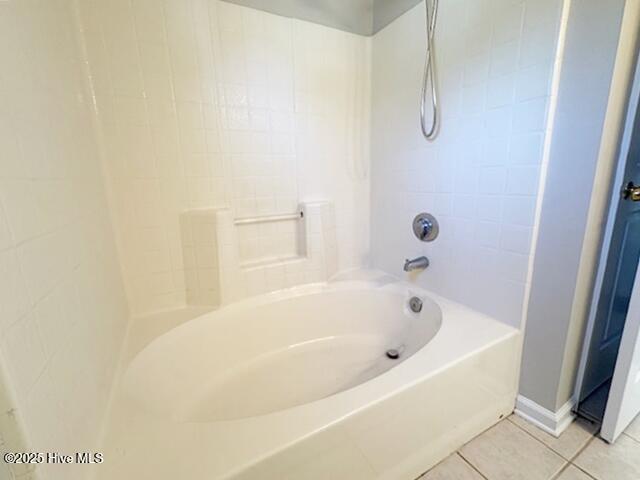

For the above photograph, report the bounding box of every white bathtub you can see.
[98,273,519,480]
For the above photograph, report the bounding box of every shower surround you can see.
[79,0,371,315]
[371,0,563,327]
[76,0,563,324]
[0,2,129,480]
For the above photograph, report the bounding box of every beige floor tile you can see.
[555,465,595,480]
[624,414,640,442]
[459,420,566,480]
[418,454,483,480]
[574,435,640,480]
[508,415,598,459]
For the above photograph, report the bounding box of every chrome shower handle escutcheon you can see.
[412,213,439,242]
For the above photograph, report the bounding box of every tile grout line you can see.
[549,463,575,480]
[550,436,598,480]
[507,415,602,453]
[452,415,567,479]
[505,415,577,462]
[415,415,510,479]
[413,446,458,480]
[413,452,454,479]
[567,437,599,480]
[456,451,490,480]
[505,415,605,480]
[622,431,640,444]
[569,463,598,480]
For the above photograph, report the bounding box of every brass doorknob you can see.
[622,181,640,201]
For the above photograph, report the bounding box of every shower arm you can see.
[420,0,438,141]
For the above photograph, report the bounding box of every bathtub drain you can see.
[386,349,400,360]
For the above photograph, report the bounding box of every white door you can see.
[599,15,640,441]
[601,97,640,441]
[580,139,640,406]
[579,68,640,412]
[602,257,640,442]
[580,184,640,403]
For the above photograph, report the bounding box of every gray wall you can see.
[220,0,421,35]
[520,0,626,412]
[373,0,422,33]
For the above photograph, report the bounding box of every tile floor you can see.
[417,413,640,480]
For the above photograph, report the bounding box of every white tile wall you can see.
[181,201,338,306]
[219,201,338,302]
[78,0,371,315]
[180,209,221,306]
[236,218,305,267]
[0,1,129,480]
[370,0,563,327]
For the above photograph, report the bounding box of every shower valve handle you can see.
[412,213,439,242]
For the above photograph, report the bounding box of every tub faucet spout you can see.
[404,256,429,272]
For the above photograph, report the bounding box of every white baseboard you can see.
[514,395,576,438]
